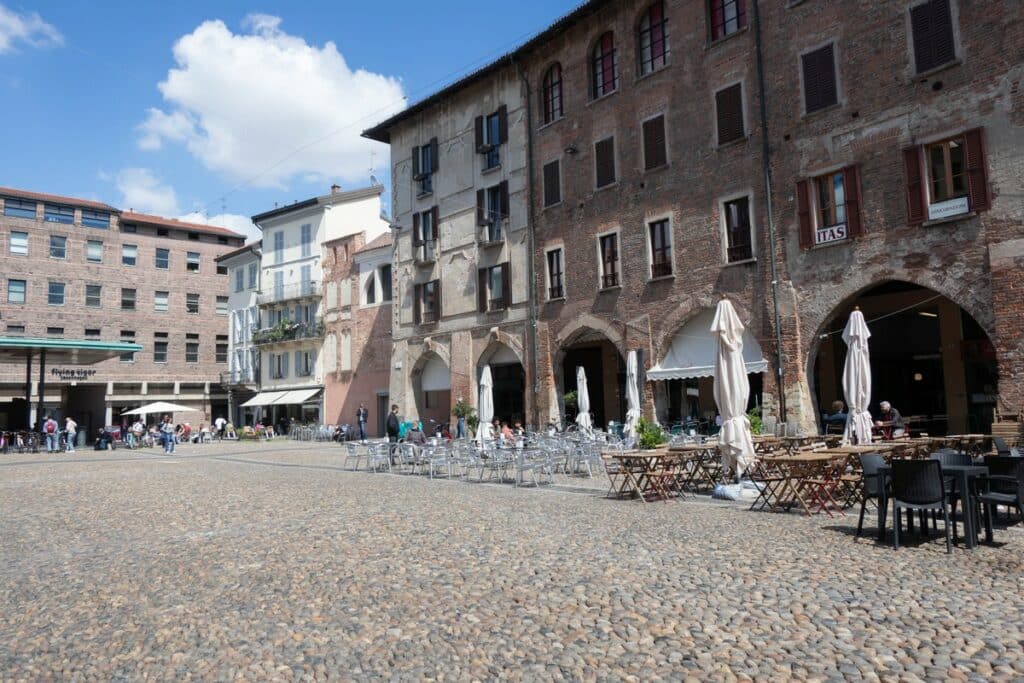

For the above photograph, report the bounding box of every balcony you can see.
[220,369,259,387]
[252,318,325,346]
[478,219,507,247]
[257,280,321,306]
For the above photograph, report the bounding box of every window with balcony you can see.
[546,248,564,300]
[599,233,619,288]
[412,139,438,195]
[186,251,200,272]
[477,263,510,312]
[639,2,669,75]
[186,293,200,314]
[475,106,507,170]
[9,231,27,255]
[49,235,67,259]
[86,284,101,308]
[476,182,509,243]
[649,219,673,277]
[413,279,441,325]
[412,206,439,262]
[723,196,754,263]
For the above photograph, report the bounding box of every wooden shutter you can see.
[429,137,439,172]
[903,147,926,225]
[843,165,863,237]
[431,206,440,240]
[501,262,511,309]
[474,115,484,151]
[543,160,561,206]
[715,84,744,145]
[412,212,422,247]
[413,284,422,324]
[796,179,813,249]
[642,115,667,170]
[963,127,990,213]
[476,189,486,225]
[411,145,420,179]
[477,268,488,312]
[434,279,442,319]
[911,0,956,74]
[595,137,615,188]
[802,44,837,113]
[497,105,508,144]
[499,181,509,221]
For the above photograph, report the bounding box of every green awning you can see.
[0,337,143,364]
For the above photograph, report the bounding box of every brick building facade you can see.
[0,187,246,435]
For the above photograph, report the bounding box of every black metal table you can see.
[877,464,988,549]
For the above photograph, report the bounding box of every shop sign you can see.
[51,368,98,381]
[927,196,969,221]
[814,223,848,246]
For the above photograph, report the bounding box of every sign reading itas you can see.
[51,368,98,381]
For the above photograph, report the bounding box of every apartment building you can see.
[0,187,245,434]
[245,185,388,426]
[215,241,262,426]
[364,66,533,429]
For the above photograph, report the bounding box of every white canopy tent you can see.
[648,308,768,381]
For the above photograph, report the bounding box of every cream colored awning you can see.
[240,391,289,407]
[648,308,768,381]
[274,388,322,405]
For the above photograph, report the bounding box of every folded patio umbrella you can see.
[712,298,756,477]
[841,308,873,445]
[477,365,494,447]
[624,350,641,442]
[575,366,593,435]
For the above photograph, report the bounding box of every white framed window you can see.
[87,240,103,263]
[154,291,169,312]
[216,296,229,316]
[121,244,137,266]
[9,231,28,255]
[48,281,65,305]
[186,251,200,272]
[49,235,67,259]
[155,247,170,269]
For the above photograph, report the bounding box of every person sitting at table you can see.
[500,421,514,444]
[874,401,905,439]
[823,400,847,433]
[405,418,427,446]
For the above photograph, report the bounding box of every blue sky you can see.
[0,1,581,239]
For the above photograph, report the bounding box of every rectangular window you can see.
[723,197,753,263]
[44,204,74,224]
[85,328,101,339]
[715,83,745,145]
[7,279,26,304]
[216,335,228,364]
[81,210,110,229]
[86,284,101,308]
[413,138,438,194]
[185,335,199,363]
[905,129,988,224]
[217,295,229,315]
[188,232,199,241]
[477,263,510,312]
[154,332,168,363]
[122,223,138,234]
[709,0,747,41]
[485,185,506,242]
[235,268,244,292]
[121,288,136,311]
[154,290,169,312]
[300,264,313,296]
[927,137,968,204]
[87,240,103,263]
[295,350,314,377]
[156,228,167,237]
[599,234,619,288]
[186,293,200,314]
[649,219,673,277]
[186,251,200,272]
[911,0,956,74]
[49,235,67,259]
[301,223,312,257]
[3,198,36,219]
[274,271,284,300]
[122,244,137,266]
[46,326,64,336]
[543,160,561,207]
[9,231,27,255]
[274,231,284,264]
[816,172,847,229]
[642,115,668,170]
[595,136,616,188]
[802,44,838,114]
[797,167,861,248]
[48,281,65,305]
[216,263,228,275]
[7,324,26,334]
[120,331,136,362]
[475,107,507,169]
[380,264,393,302]
[547,248,564,300]
[414,280,441,324]
[248,262,257,289]
[639,1,669,75]
[154,247,170,269]
[413,207,439,261]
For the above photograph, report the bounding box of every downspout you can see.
[752,0,787,422]
[513,57,541,429]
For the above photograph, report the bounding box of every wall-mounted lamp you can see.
[564,144,578,155]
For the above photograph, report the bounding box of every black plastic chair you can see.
[856,453,886,537]
[976,456,1024,543]
[891,460,952,553]
[992,437,1011,457]
[931,449,972,467]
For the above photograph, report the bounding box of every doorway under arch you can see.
[412,353,451,429]
[478,343,525,426]
[812,281,997,435]
[558,329,625,429]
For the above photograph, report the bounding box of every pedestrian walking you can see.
[64,416,77,452]
[160,414,176,454]
[356,402,368,442]
[214,415,227,441]
[42,415,59,453]
[386,404,400,444]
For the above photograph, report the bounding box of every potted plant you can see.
[563,390,578,419]
[636,417,667,450]
[746,406,763,436]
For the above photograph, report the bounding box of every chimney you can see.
[330,184,341,194]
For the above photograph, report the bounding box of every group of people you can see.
[823,400,905,438]
[382,403,526,448]
[39,413,234,453]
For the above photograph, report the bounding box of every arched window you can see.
[591,32,617,99]
[639,1,669,75]
[364,275,376,305]
[541,63,563,124]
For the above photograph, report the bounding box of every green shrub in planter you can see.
[637,417,666,450]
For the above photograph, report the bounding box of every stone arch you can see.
[650,294,761,367]
[476,328,525,369]
[410,337,451,374]
[555,313,625,355]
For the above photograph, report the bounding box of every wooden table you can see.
[605,450,685,502]
[667,443,721,491]
[750,452,846,515]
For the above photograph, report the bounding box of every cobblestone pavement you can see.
[2,441,1023,681]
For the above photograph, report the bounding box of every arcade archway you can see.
[477,343,525,426]
[411,352,451,428]
[557,329,625,429]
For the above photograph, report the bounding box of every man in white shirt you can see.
[214,415,227,441]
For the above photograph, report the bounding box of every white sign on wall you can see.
[814,223,848,246]
[927,196,970,221]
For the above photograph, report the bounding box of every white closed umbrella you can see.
[712,299,756,478]
[477,366,494,447]
[624,350,641,443]
[842,308,873,445]
[574,366,592,435]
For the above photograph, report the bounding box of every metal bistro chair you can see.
[343,442,364,470]
[890,459,953,554]
[976,456,1024,543]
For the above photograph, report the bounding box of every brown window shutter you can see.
[499,181,509,220]
[642,115,667,170]
[474,116,484,151]
[543,160,561,206]
[476,189,486,225]
[477,268,488,312]
[501,262,510,309]
[434,280,442,319]
[843,165,863,237]
[411,145,420,179]
[802,44,837,113]
[963,127,990,212]
[429,137,439,172]
[796,179,813,249]
[413,284,422,324]
[595,137,615,188]
[412,212,422,247]
[903,147,926,225]
[497,105,508,144]
[431,206,440,239]
[715,84,744,145]
[911,0,956,74]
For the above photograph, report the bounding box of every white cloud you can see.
[179,211,260,244]
[138,15,405,189]
[116,168,179,215]
[0,4,63,53]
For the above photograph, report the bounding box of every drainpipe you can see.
[513,57,541,429]
[752,0,787,422]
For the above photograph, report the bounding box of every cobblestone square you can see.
[2,442,1023,681]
